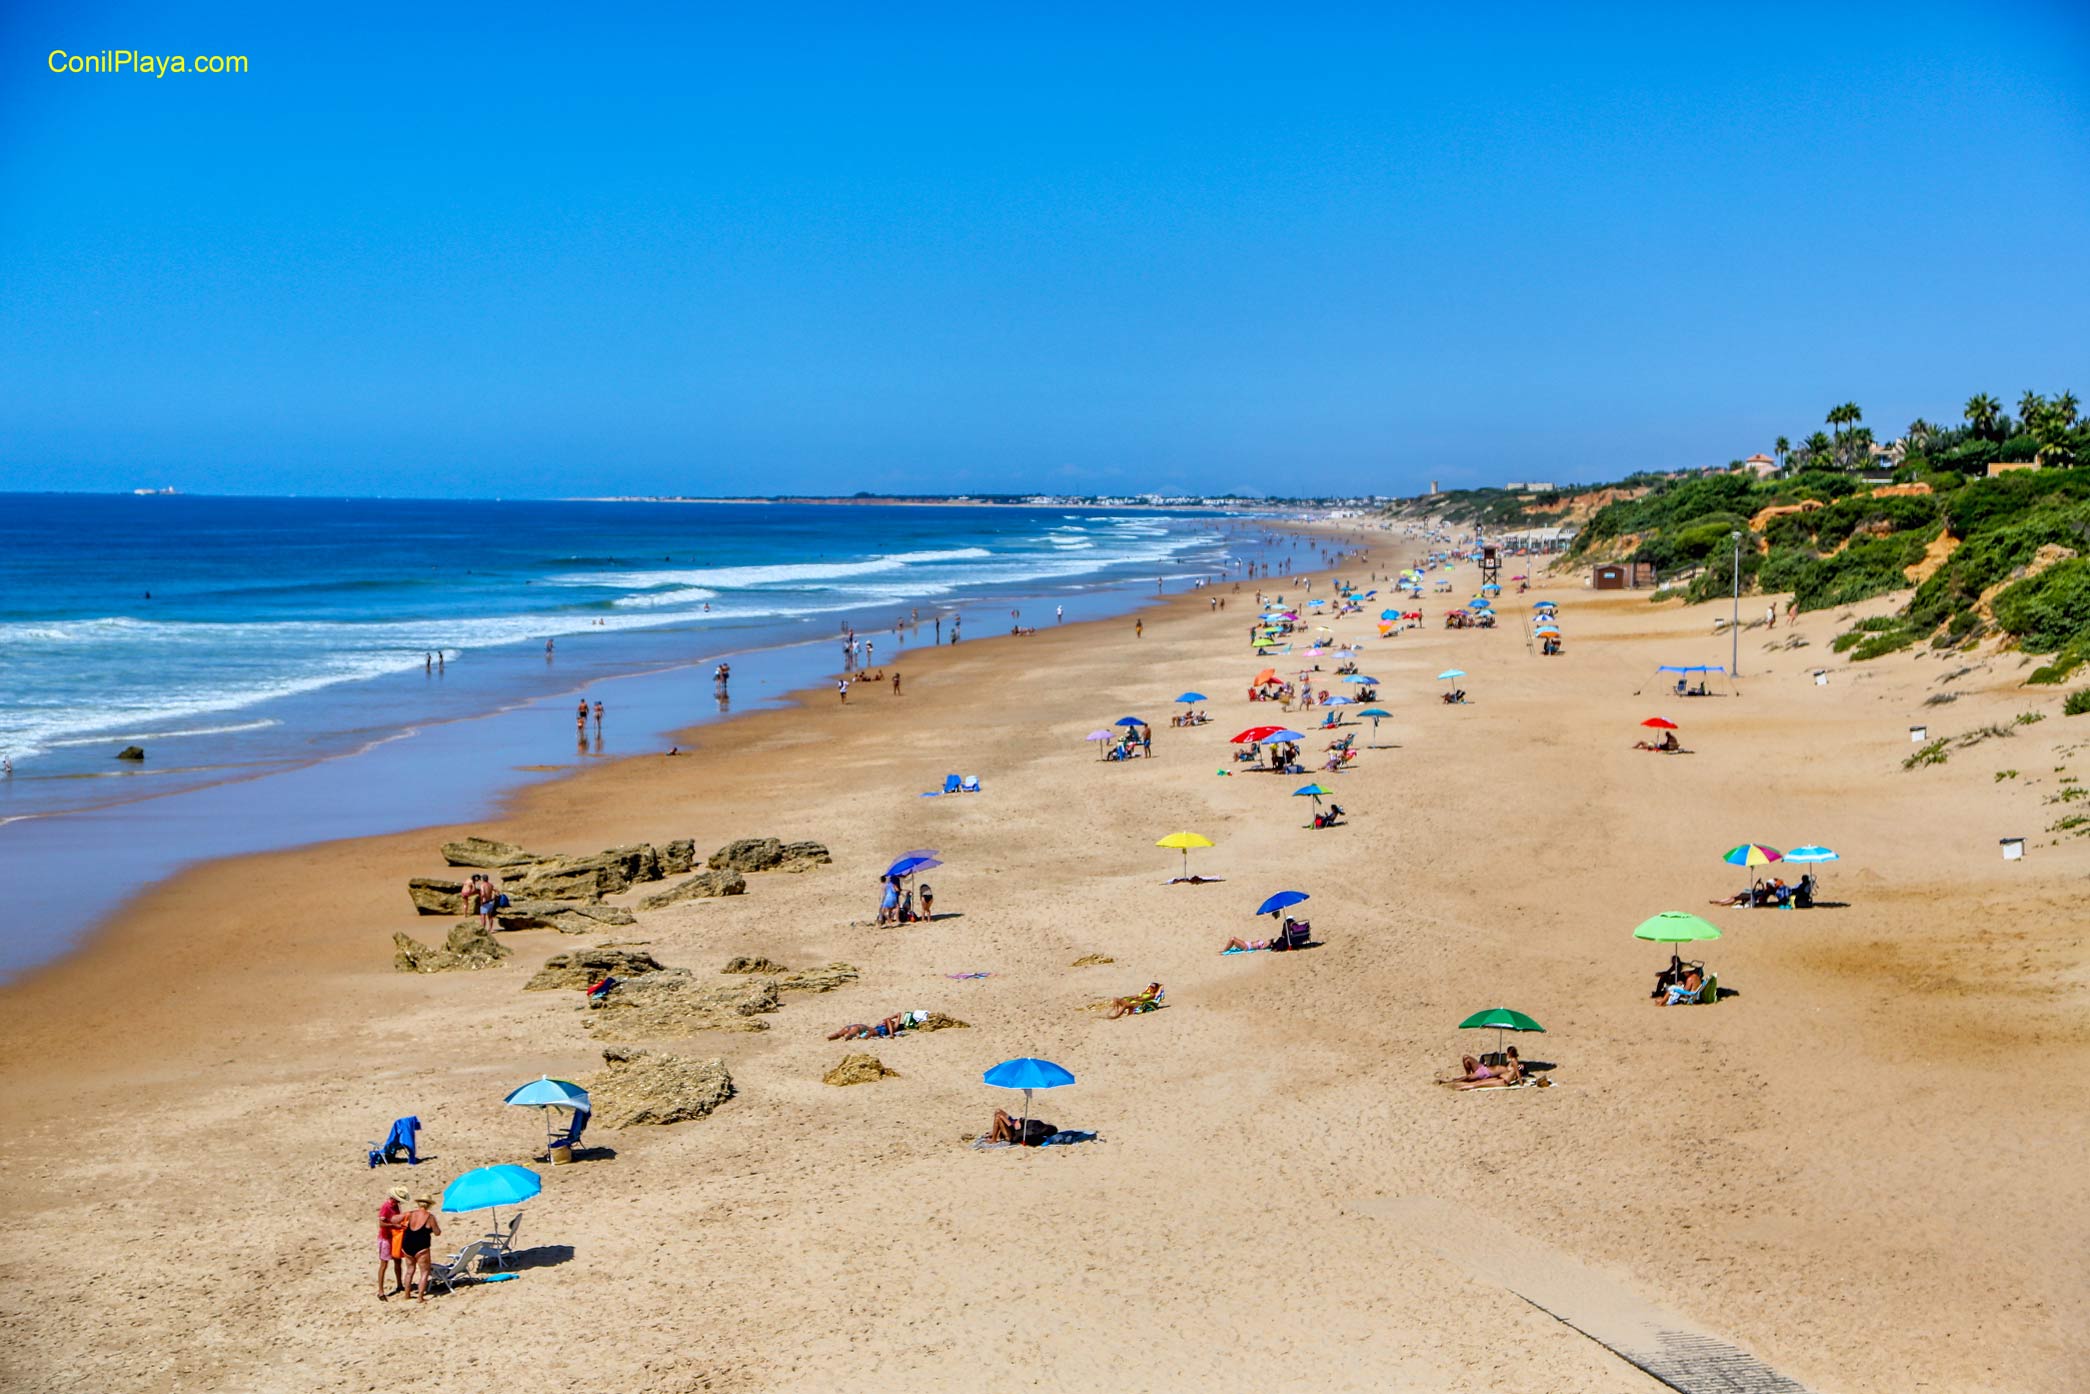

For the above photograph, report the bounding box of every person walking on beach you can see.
[892,671,902,696]
[397,1196,441,1302]
[377,1185,409,1300]
[1056,605,1063,624]
[576,706,588,744]
[593,700,604,733]
[837,678,849,703]
[1135,618,1144,638]
[546,638,555,656]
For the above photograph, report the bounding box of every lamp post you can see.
[1729,531,1742,679]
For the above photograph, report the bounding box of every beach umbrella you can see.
[982,1057,1075,1144]
[1481,582,1502,592]
[1256,890,1310,917]
[887,852,942,878]
[1292,784,1331,822]
[440,1164,543,1246]
[1641,717,1677,730]
[503,1076,590,1155]
[1175,692,1207,704]
[1380,609,1399,620]
[1156,831,1214,877]
[1457,1007,1546,1063]
[1722,844,1782,867]
[1232,724,1285,743]
[1534,600,1556,610]
[1437,669,1465,681]
[1633,911,1722,973]
[1265,729,1305,742]
[1113,716,1147,729]
[1252,668,1278,685]
[1324,696,1353,705]
[1783,845,1838,863]
[1085,729,1114,740]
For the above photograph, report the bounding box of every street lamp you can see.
[1730,531,1742,680]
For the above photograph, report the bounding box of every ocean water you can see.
[0,494,1300,976]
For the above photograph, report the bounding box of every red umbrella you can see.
[1232,725,1287,743]
[1251,668,1279,685]
[1641,717,1678,730]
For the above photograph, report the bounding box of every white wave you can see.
[44,718,281,749]
[553,547,994,593]
[610,587,719,609]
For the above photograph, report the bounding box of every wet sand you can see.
[3,546,2084,1393]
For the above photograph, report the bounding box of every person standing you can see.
[934,617,941,642]
[1135,618,1144,638]
[837,678,849,703]
[891,671,902,696]
[1055,604,1063,624]
[377,1185,409,1300]
[592,700,604,733]
[398,1196,441,1302]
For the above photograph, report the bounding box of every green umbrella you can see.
[1633,910,1720,980]
[1457,1007,1545,1064]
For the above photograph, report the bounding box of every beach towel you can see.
[1038,1130,1099,1146]
[944,971,993,980]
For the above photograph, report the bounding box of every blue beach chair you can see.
[960,775,981,793]
[366,1115,422,1168]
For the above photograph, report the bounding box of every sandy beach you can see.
[4,543,2085,1393]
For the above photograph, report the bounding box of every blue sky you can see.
[2,2,2086,498]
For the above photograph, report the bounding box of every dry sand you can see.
[3,544,2086,1393]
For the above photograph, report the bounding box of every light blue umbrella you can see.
[440,1163,543,1250]
[1175,692,1208,704]
[1438,669,1466,681]
[983,1057,1076,1142]
[1783,845,1839,862]
[1266,728,1305,742]
[504,1076,591,1110]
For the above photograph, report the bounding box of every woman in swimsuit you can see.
[398,1196,442,1301]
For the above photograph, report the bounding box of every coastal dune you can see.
[3,553,2085,1393]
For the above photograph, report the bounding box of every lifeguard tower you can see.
[1478,544,1500,588]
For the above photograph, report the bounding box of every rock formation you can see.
[581,970,778,1039]
[584,1047,734,1127]
[440,836,540,868]
[823,1053,898,1086]
[707,838,831,873]
[115,745,145,761]
[721,955,790,975]
[393,922,512,973]
[637,868,747,910]
[496,901,637,935]
[524,945,666,992]
[408,878,466,916]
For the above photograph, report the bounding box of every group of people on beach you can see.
[375,1186,441,1302]
[876,874,933,925]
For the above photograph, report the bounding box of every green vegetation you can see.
[1407,386,2090,672]
[2066,689,2090,717]
[2015,710,2046,725]
[1903,738,1950,770]
[1996,769,2019,781]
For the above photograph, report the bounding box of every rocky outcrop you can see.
[1070,953,1116,967]
[440,836,542,868]
[637,868,747,910]
[580,969,777,1039]
[525,945,665,992]
[510,859,613,903]
[584,1047,734,1128]
[707,838,832,874]
[408,878,466,916]
[496,901,637,935]
[116,745,145,761]
[775,962,859,994]
[661,839,696,874]
[823,1053,897,1086]
[721,956,789,975]
[393,922,511,973]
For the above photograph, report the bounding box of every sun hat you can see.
[388,1186,411,1204]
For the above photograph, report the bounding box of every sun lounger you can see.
[942,774,962,794]
[548,1109,588,1152]
[960,775,981,793]
[429,1239,503,1294]
[481,1213,524,1266]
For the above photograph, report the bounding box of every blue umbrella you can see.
[1380,609,1399,620]
[1784,845,1839,862]
[441,1163,542,1217]
[1257,890,1310,916]
[504,1076,591,1110]
[886,853,941,878]
[1114,716,1147,728]
[1266,728,1305,741]
[1324,696,1353,705]
[1175,692,1207,704]
[1438,669,1466,681]
[1357,707,1391,719]
[982,1057,1076,1143]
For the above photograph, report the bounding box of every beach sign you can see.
[1814,671,1828,686]
[1909,725,1927,742]
[2001,837,2025,862]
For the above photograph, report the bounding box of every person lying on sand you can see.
[1632,731,1681,752]
[1708,880,1766,907]
[989,1109,1055,1146]
[1223,934,1271,952]
[828,1010,930,1040]
[1107,983,1164,1018]
[1438,1050,1522,1089]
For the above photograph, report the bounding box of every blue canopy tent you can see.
[1647,663,1731,696]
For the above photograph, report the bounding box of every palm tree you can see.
[1804,430,1832,463]
[1774,435,1790,469]
[1965,393,2001,438]
[1826,404,1848,438]
[1906,418,1934,444]
[2057,391,2080,427]
[2019,391,2047,426]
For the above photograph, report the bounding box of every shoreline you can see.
[0,517,1321,980]
[6,527,2080,1392]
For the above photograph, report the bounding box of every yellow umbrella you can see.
[1155,831,1214,878]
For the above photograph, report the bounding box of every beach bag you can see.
[496,894,510,909]
[389,1226,405,1260]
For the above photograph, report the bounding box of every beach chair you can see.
[547,1109,588,1153]
[1119,986,1165,1015]
[481,1213,524,1267]
[366,1115,421,1168]
[1699,973,1719,1004]
[960,775,981,793]
[429,1239,502,1295]
[1272,919,1311,951]
[941,774,962,794]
